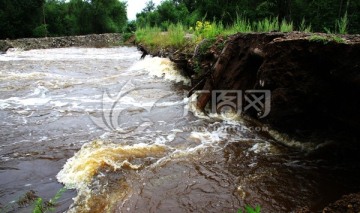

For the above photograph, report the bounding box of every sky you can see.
[126,0,162,21]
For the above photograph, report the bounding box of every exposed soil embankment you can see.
[0,33,122,51]
[193,33,360,143]
[190,32,360,211]
[139,33,360,143]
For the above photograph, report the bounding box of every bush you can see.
[32,24,48,38]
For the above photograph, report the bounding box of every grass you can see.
[309,35,329,43]
[337,12,348,34]
[299,18,312,33]
[168,23,186,47]
[135,23,186,50]
[33,187,67,213]
[280,20,294,32]
[238,205,261,213]
[231,16,252,33]
[0,188,67,213]
[309,35,346,44]
[135,15,351,51]
[135,17,301,48]
[254,17,279,32]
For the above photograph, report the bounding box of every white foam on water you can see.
[186,92,322,151]
[128,57,190,85]
[56,140,169,212]
[0,85,52,109]
[0,71,48,81]
[249,142,271,154]
[0,97,51,109]
[0,47,140,61]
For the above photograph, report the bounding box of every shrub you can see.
[33,24,48,38]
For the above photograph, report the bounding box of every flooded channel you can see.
[1,47,359,213]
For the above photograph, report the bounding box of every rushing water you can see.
[1,47,360,213]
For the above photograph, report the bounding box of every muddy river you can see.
[1,47,359,212]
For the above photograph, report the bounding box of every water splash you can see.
[129,57,190,85]
[57,140,169,212]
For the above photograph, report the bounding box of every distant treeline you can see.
[0,0,127,39]
[1,0,359,39]
[137,0,360,34]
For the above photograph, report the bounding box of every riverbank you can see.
[138,31,360,211]
[139,32,360,143]
[0,33,123,51]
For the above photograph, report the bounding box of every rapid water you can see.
[1,47,359,213]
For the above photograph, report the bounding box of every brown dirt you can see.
[323,193,360,213]
[195,32,360,143]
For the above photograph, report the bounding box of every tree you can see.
[0,0,45,39]
[143,0,155,13]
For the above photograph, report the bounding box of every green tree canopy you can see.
[136,0,360,34]
[0,0,128,39]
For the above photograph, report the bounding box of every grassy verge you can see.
[135,23,185,49]
[135,16,308,49]
[309,34,346,44]
[135,15,348,51]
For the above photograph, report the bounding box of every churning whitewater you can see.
[1,47,347,213]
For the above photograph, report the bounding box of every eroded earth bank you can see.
[141,32,360,212]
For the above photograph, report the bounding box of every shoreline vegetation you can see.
[133,15,352,88]
[134,15,349,53]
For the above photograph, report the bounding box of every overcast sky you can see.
[126,0,162,21]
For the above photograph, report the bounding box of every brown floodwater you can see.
[0,47,359,213]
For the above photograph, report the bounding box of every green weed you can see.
[168,23,186,48]
[309,35,329,43]
[238,205,261,213]
[299,18,312,33]
[280,20,294,32]
[32,187,67,213]
[337,12,348,34]
[309,35,346,44]
[231,15,252,33]
[0,188,67,213]
[330,35,346,43]
[254,17,279,32]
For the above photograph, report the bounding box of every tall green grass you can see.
[135,23,186,49]
[337,12,348,34]
[255,17,279,32]
[135,16,313,48]
[168,23,186,47]
[280,20,294,32]
[224,16,252,35]
[135,25,162,47]
[299,18,312,33]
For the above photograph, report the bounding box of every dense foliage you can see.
[0,0,127,39]
[137,0,360,34]
[1,0,359,39]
